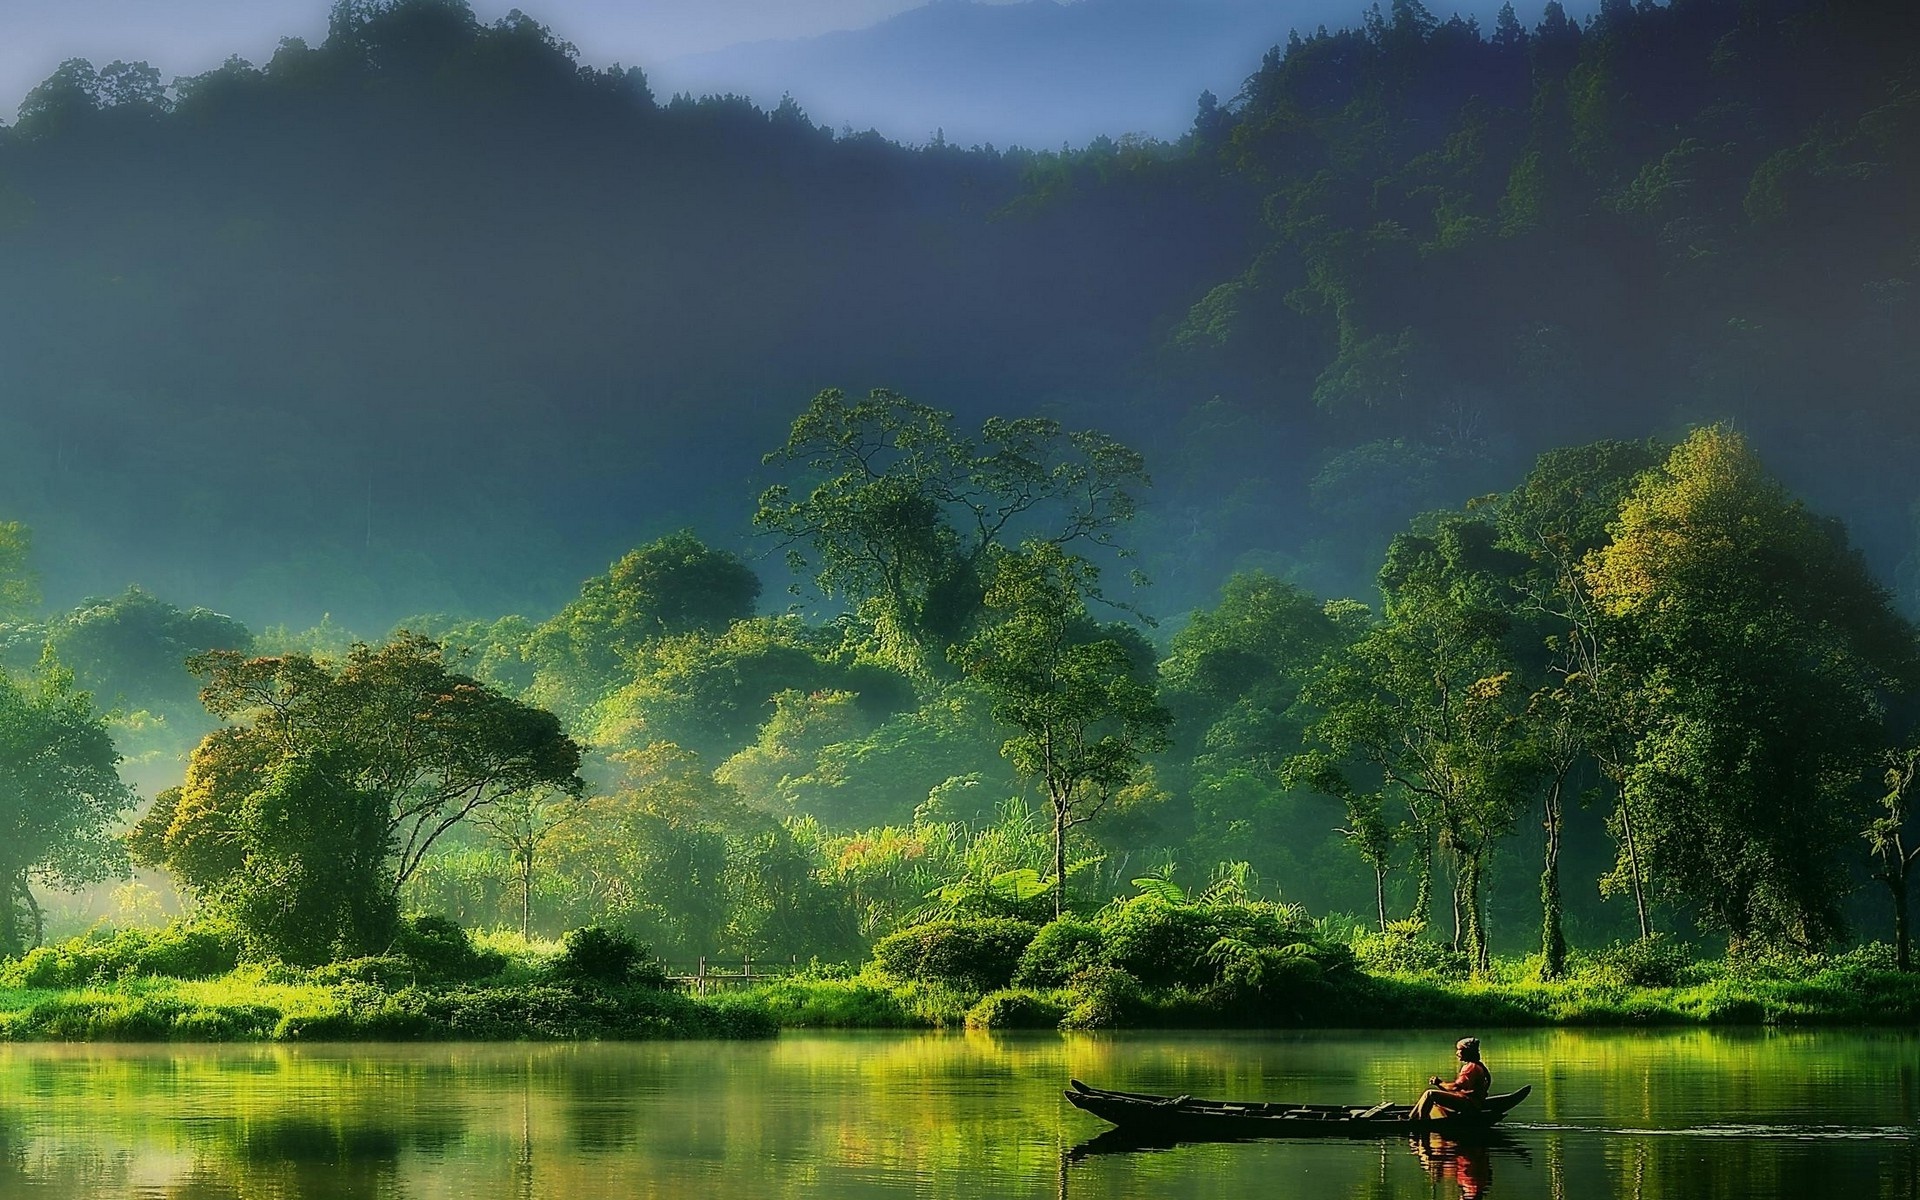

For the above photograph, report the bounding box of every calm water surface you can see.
[0,1029,1912,1198]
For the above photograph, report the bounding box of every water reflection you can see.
[0,1032,1906,1198]
[1065,1128,1528,1199]
[1411,1134,1494,1198]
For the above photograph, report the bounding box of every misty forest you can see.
[1,0,1919,1060]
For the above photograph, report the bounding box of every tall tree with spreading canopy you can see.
[1496,439,1668,965]
[0,660,134,953]
[756,389,1149,675]
[1302,517,1541,970]
[1582,427,1916,953]
[954,542,1170,916]
[132,634,583,960]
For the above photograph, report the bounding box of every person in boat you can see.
[1412,1037,1490,1121]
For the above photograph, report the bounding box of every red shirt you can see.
[1450,1060,1490,1101]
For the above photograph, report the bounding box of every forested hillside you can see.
[1,0,1920,1005]
[0,0,1916,629]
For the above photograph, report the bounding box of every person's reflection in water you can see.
[1411,1133,1493,1198]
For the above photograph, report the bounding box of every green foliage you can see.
[132,634,583,963]
[528,533,761,714]
[0,661,136,954]
[709,975,924,1029]
[0,522,38,623]
[870,919,1039,993]
[1012,918,1103,987]
[1058,966,1144,1030]
[757,389,1148,674]
[42,587,251,718]
[964,988,1068,1030]
[1591,935,1698,989]
[386,915,505,982]
[1096,898,1312,990]
[216,753,396,965]
[550,925,668,989]
[0,922,242,988]
[1351,920,1469,978]
[957,542,1171,915]
[272,983,773,1041]
[1584,428,1915,951]
[594,617,911,763]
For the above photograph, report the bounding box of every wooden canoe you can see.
[1064,1079,1531,1139]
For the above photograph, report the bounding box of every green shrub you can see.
[16,995,181,1041]
[0,922,243,988]
[1830,942,1900,974]
[1596,935,1696,988]
[388,916,506,981]
[1014,918,1102,987]
[1351,921,1468,978]
[871,919,1039,992]
[1060,966,1142,1030]
[715,978,925,1028]
[549,926,669,989]
[1098,900,1306,989]
[272,982,773,1041]
[965,988,1067,1030]
[309,956,423,988]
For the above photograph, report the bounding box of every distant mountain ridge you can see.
[651,0,1593,148]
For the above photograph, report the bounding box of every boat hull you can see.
[1063,1079,1531,1140]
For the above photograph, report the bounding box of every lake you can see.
[0,1029,1912,1197]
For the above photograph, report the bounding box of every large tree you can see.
[132,634,583,959]
[954,542,1170,916]
[757,389,1149,675]
[0,661,134,953]
[1496,439,1668,966]
[527,531,761,712]
[1302,517,1542,970]
[1582,427,1917,953]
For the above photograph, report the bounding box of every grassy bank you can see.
[715,913,1920,1032]
[0,923,773,1042]
[6,908,1915,1040]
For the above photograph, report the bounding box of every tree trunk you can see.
[1462,857,1489,973]
[1891,873,1911,974]
[0,873,21,958]
[1618,795,1652,938]
[1374,866,1388,934]
[1411,838,1433,929]
[1052,793,1068,919]
[1450,866,1465,953]
[19,880,43,950]
[1541,778,1567,979]
[520,846,534,940]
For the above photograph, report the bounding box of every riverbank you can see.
[2,911,1914,1041]
[0,922,773,1042]
[714,953,1920,1032]
[714,914,1920,1032]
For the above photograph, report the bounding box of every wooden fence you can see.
[665,955,802,996]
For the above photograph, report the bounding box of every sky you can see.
[0,0,949,113]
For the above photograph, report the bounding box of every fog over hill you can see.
[655,0,1601,148]
[0,0,1913,637]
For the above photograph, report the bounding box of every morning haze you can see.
[0,3,1915,1195]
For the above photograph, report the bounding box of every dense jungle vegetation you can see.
[0,0,1918,1035]
[2,409,1919,1036]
